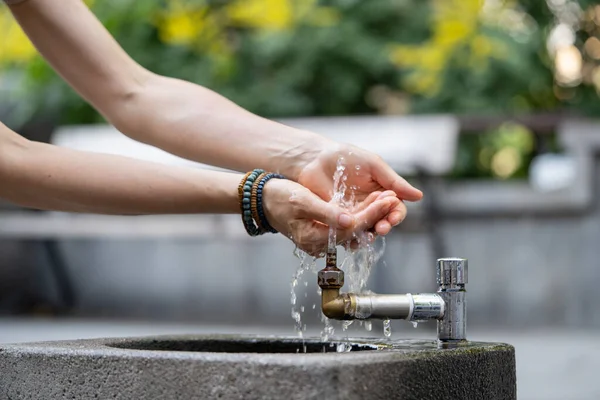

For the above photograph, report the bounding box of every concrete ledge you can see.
[0,334,516,400]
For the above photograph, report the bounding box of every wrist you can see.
[261,178,291,236]
[275,130,335,182]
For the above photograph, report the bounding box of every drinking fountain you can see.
[319,255,467,343]
[0,256,516,400]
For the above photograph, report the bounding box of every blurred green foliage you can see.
[1,0,599,179]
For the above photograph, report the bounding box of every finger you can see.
[386,201,407,226]
[352,191,382,213]
[375,219,392,235]
[352,197,400,233]
[372,160,423,202]
[295,191,355,229]
[369,190,399,230]
[377,190,397,200]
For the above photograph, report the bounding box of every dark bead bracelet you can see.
[256,172,286,234]
[238,169,264,237]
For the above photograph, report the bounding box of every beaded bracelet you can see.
[238,169,285,236]
[238,169,264,237]
[255,172,285,234]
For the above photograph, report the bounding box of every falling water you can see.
[291,154,390,344]
[290,248,315,338]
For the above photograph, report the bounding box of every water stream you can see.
[290,155,390,348]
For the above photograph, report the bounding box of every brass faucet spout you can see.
[320,288,350,320]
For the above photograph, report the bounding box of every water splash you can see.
[327,157,347,254]
[290,248,316,338]
[336,343,352,353]
[321,317,335,341]
[342,320,353,331]
[293,154,390,340]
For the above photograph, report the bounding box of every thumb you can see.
[301,192,354,229]
[373,160,423,201]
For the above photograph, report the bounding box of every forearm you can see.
[0,125,240,215]
[8,0,331,179]
[118,75,331,179]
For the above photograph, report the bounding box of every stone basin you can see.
[0,334,516,399]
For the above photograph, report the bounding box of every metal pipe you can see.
[317,253,466,341]
[351,294,412,320]
[436,258,468,342]
[320,290,445,321]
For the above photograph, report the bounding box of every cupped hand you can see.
[296,141,423,235]
[262,178,401,256]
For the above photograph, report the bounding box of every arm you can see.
[0,122,241,215]
[0,122,399,254]
[7,0,423,236]
[7,0,326,180]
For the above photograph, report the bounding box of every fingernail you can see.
[339,213,353,228]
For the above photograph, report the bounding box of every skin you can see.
[3,0,423,253]
[0,121,399,254]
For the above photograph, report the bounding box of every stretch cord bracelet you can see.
[238,169,264,237]
[250,172,269,234]
[255,172,286,234]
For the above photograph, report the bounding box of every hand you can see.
[262,178,401,256]
[295,141,423,235]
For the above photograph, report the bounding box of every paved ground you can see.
[1,318,599,400]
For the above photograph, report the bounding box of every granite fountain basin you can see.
[0,334,516,400]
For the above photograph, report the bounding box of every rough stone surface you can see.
[0,334,516,400]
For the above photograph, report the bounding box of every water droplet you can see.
[292,310,301,323]
[411,321,419,328]
[365,321,372,331]
[336,343,352,353]
[383,319,392,338]
[321,321,335,341]
[312,304,316,309]
[300,306,305,312]
[355,165,361,171]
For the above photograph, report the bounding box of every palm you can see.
[297,146,383,207]
[299,162,382,206]
[296,143,422,234]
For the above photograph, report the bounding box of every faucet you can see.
[318,253,468,342]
